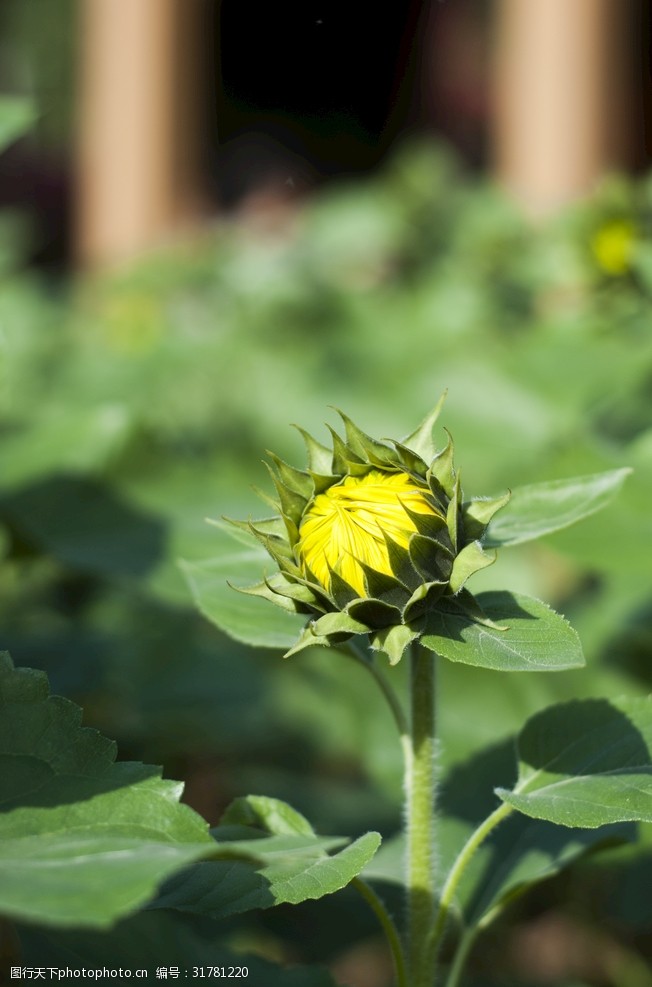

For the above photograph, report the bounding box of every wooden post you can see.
[75,0,205,267]
[492,0,629,216]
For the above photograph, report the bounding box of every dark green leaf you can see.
[20,910,340,986]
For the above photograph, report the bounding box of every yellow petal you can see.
[591,220,636,276]
[297,470,439,597]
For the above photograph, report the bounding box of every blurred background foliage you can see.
[3,47,652,974]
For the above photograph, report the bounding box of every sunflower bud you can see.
[233,399,510,663]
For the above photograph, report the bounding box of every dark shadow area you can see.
[424,591,537,645]
[517,698,650,776]
[213,0,424,205]
[0,475,167,580]
[439,738,517,824]
[602,596,652,686]
[438,736,635,930]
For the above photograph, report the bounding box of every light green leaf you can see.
[152,830,382,917]
[448,540,495,594]
[0,95,37,154]
[0,653,216,929]
[485,468,632,547]
[462,490,511,541]
[0,406,131,492]
[370,622,420,665]
[499,697,652,828]
[420,592,584,672]
[220,794,316,837]
[401,393,447,462]
[311,611,370,637]
[154,793,379,917]
[180,524,304,649]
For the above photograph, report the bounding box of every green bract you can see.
[230,398,510,663]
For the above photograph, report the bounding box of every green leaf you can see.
[0,406,131,492]
[266,451,314,499]
[462,490,511,541]
[162,793,380,918]
[311,611,370,637]
[292,424,333,475]
[0,653,216,929]
[180,525,304,649]
[485,468,632,547]
[220,794,316,836]
[420,591,584,672]
[429,431,456,498]
[499,697,652,828]
[363,743,631,929]
[370,622,420,665]
[152,828,381,917]
[438,742,632,927]
[448,540,495,594]
[0,95,37,154]
[264,462,308,528]
[283,624,331,657]
[334,408,396,466]
[463,814,629,926]
[232,577,304,614]
[401,393,448,462]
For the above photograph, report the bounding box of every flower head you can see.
[232,399,509,663]
[590,219,636,276]
[298,470,440,596]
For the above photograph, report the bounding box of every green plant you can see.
[181,401,650,987]
[3,93,652,982]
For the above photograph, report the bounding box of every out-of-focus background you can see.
[3,1,652,983]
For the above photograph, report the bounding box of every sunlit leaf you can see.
[485,469,631,547]
[180,523,304,649]
[420,592,584,672]
[152,794,381,917]
[499,697,652,827]
[0,96,36,154]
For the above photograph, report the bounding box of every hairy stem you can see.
[406,641,438,987]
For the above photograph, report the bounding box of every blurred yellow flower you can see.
[298,470,439,596]
[590,219,636,276]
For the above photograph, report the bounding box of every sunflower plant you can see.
[182,400,652,987]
